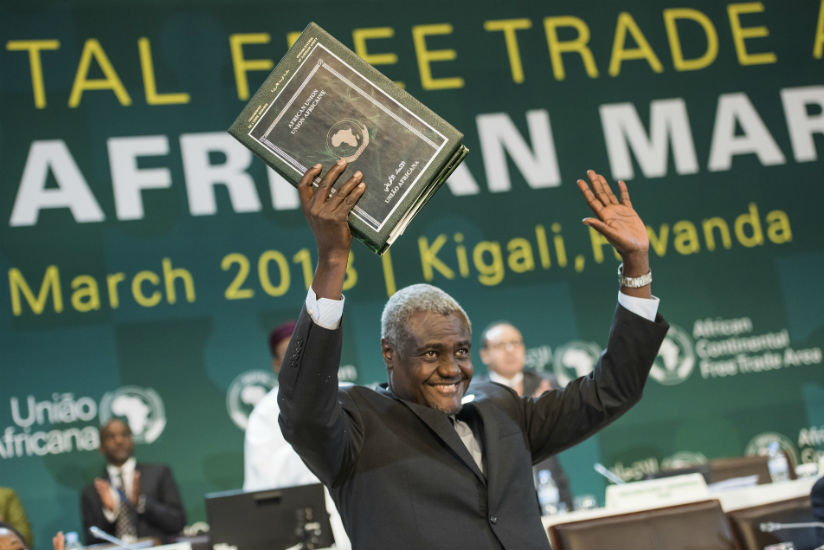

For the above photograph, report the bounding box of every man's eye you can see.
[456,348,469,357]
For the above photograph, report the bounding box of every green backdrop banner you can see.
[2,0,823,545]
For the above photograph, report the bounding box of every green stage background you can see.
[1,0,823,545]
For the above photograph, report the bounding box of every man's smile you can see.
[428,379,466,395]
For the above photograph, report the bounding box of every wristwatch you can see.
[618,263,652,288]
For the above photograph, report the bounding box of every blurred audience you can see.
[0,489,32,548]
[0,522,27,550]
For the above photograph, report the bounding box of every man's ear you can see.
[381,338,394,370]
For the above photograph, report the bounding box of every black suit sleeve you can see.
[524,304,668,462]
[277,305,363,488]
[140,465,186,534]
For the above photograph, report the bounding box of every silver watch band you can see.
[618,263,652,288]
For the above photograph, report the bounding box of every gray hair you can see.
[381,284,471,349]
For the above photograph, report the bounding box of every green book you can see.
[229,22,468,255]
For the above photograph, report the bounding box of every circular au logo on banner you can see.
[650,324,696,385]
[524,345,552,373]
[552,341,602,387]
[99,386,166,444]
[745,432,799,466]
[226,370,276,430]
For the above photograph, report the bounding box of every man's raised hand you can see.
[577,170,651,296]
[297,160,365,299]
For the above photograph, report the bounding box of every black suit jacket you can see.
[279,304,668,550]
[472,369,574,510]
[81,462,186,545]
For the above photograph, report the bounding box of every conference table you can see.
[542,476,820,549]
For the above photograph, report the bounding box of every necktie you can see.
[115,470,137,540]
[451,408,484,474]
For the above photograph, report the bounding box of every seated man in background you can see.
[81,419,186,545]
[0,488,32,548]
[244,321,350,548]
[475,321,574,512]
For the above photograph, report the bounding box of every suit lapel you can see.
[386,389,486,484]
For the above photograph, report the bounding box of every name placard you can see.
[605,473,710,509]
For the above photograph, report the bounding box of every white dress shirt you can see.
[488,371,524,390]
[102,457,137,523]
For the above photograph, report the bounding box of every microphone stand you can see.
[594,462,625,485]
[760,522,824,533]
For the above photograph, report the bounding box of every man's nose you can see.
[438,356,461,376]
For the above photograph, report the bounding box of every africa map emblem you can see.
[99,386,166,444]
[326,119,370,162]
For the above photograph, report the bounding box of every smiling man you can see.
[278,162,669,550]
[382,292,473,415]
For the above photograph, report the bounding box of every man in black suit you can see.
[278,163,668,549]
[476,320,574,512]
[81,419,185,545]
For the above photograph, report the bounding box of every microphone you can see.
[88,526,142,549]
[594,462,625,485]
[760,521,824,533]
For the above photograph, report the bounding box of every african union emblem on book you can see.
[229,22,468,255]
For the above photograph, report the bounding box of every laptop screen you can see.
[205,483,334,550]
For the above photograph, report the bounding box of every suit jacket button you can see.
[489,515,498,524]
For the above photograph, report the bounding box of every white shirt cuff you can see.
[306,287,345,329]
[617,291,660,322]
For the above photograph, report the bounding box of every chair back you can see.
[548,499,735,550]
[727,496,822,550]
[709,455,773,485]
